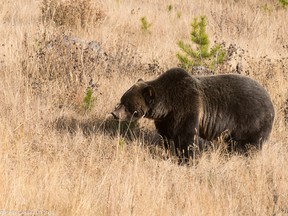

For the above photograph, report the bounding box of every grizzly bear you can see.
[112,68,275,158]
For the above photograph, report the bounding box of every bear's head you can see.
[111,79,155,122]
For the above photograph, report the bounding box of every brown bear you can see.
[112,68,275,158]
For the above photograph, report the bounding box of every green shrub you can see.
[177,16,227,71]
[140,16,152,32]
[260,4,273,15]
[167,5,173,12]
[83,87,95,112]
[279,0,288,8]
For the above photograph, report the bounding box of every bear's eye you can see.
[126,103,136,112]
[124,104,132,113]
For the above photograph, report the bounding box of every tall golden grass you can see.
[0,0,287,215]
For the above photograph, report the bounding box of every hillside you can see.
[0,0,287,215]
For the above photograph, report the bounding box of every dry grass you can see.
[0,0,288,215]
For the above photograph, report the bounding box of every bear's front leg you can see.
[174,131,199,161]
[154,114,200,161]
[154,117,181,158]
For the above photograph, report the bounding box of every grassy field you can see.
[0,0,288,215]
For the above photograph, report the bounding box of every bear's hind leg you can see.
[229,138,263,155]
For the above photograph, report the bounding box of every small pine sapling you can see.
[83,87,95,112]
[177,16,226,71]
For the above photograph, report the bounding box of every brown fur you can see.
[112,68,275,159]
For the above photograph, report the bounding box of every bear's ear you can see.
[142,86,155,106]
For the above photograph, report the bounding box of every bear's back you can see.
[197,74,274,142]
[198,74,273,109]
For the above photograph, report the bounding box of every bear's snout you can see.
[111,104,128,121]
[111,111,119,119]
